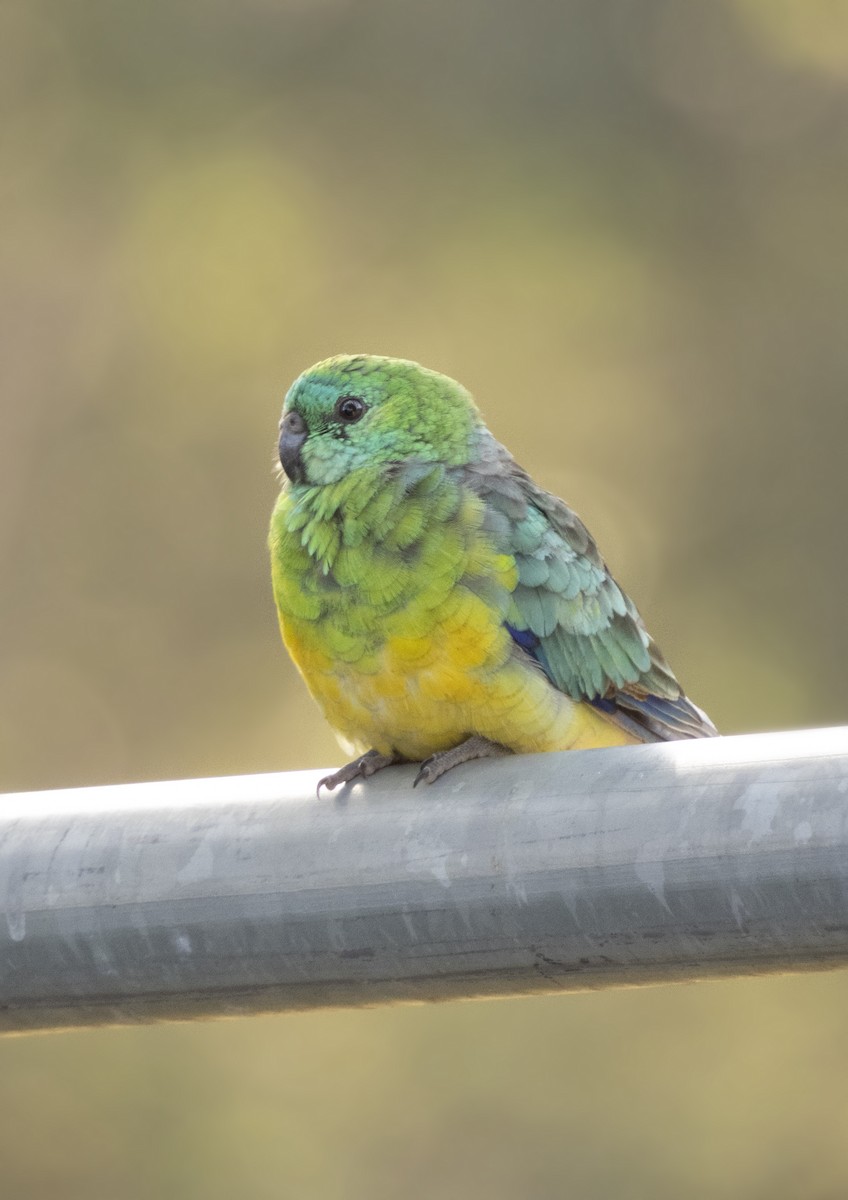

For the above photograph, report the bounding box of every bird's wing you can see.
[463,433,717,742]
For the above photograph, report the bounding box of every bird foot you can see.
[413,735,511,787]
[318,749,405,795]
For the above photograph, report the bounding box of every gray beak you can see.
[278,410,308,483]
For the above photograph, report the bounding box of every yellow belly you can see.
[280,594,635,761]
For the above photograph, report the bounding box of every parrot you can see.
[269,354,717,791]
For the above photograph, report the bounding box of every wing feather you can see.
[463,430,717,742]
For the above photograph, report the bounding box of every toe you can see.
[317,749,405,796]
[412,736,512,787]
[412,758,436,788]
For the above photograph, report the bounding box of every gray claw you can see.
[317,749,405,796]
[412,736,511,786]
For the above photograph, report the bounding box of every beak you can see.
[278,410,308,483]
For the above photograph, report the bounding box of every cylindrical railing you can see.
[1,726,847,1033]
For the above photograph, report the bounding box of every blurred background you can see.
[2,0,848,1195]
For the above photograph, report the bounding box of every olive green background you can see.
[2,1,848,1196]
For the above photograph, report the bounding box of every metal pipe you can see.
[1,726,848,1033]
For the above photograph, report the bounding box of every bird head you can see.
[277,354,481,487]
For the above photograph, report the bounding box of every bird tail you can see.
[592,692,718,743]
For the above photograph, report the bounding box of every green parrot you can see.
[269,354,717,790]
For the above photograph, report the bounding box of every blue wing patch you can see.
[505,623,540,653]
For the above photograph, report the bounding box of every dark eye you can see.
[335,395,366,423]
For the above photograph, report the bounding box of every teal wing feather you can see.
[463,430,717,742]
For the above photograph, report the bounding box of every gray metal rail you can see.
[1,726,847,1033]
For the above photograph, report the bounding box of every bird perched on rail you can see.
[269,354,717,791]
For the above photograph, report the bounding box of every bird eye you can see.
[335,395,366,423]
